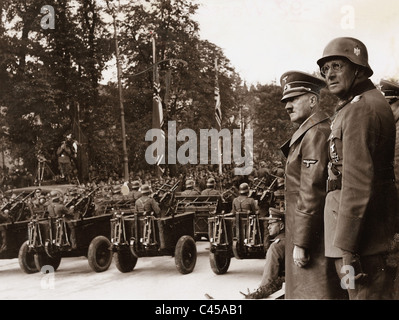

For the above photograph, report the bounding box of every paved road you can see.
[0,241,267,300]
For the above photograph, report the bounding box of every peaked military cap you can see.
[380,79,399,99]
[280,71,326,102]
[266,207,285,222]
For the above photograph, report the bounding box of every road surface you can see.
[0,241,269,300]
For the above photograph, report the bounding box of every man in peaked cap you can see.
[280,71,344,299]
[318,37,398,300]
[242,208,285,299]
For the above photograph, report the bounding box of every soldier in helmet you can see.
[201,178,220,196]
[231,183,257,214]
[181,179,200,196]
[280,70,342,299]
[318,37,398,300]
[135,184,160,216]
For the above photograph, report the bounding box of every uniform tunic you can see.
[135,195,161,216]
[325,80,398,257]
[231,195,257,214]
[200,188,220,196]
[324,80,398,299]
[282,110,342,299]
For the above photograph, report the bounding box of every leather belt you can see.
[326,177,341,193]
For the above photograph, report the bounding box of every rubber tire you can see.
[232,240,243,260]
[174,235,197,275]
[209,251,231,275]
[87,236,112,273]
[114,250,138,273]
[18,241,38,274]
[34,252,62,272]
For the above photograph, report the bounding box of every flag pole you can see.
[152,34,164,179]
[215,58,223,176]
[108,1,129,182]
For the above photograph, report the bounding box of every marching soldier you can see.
[318,37,398,299]
[201,178,220,196]
[280,70,343,299]
[135,184,160,216]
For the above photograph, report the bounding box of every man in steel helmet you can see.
[181,179,200,196]
[201,177,220,196]
[231,183,257,214]
[280,70,343,299]
[318,37,398,300]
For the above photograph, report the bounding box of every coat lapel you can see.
[280,111,330,158]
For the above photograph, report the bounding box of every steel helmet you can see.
[206,178,215,187]
[140,184,151,194]
[185,179,194,189]
[239,183,250,195]
[132,180,140,189]
[317,37,373,77]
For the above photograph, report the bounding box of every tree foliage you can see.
[0,0,337,182]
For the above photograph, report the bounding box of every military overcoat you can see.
[282,110,341,299]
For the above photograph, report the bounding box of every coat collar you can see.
[336,79,376,112]
[280,110,330,157]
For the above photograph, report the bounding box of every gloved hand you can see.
[293,245,310,268]
[341,250,367,283]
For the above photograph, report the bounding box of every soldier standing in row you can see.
[318,37,398,299]
[280,70,343,299]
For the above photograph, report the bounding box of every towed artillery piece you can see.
[18,187,113,274]
[208,177,283,275]
[109,180,197,275]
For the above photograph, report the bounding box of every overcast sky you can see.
[193,0,399,85]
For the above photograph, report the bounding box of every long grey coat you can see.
[282,110,343,299]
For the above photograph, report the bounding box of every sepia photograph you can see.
[0,0,399,307]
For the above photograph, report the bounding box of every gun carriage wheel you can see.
[174,235,197,275]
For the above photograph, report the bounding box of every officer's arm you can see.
[294,125,329,249]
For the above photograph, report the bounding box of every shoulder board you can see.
[350,95,362,103]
